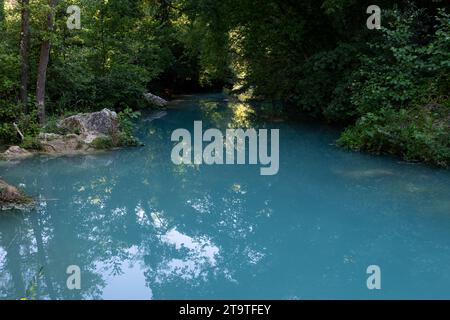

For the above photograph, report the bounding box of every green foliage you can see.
[338,105,450,167]
[0,51,19,100]
[116,107,141,147]
[44,116,69,135]
[293,43,360,122]
[0,123,18,146]
[1,0,210,148]
[0,0,448,169]
[92,107,141,150]
[91,136,114,150]
[18,111,41,138]
[338,8,450,166]
[350,8,448,114]
[20,135,43,151]
[0,101,19,145]
[94,64,150,110]
[0,100,40,145]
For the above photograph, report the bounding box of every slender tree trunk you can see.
[20,0,30,113]
[36,42,50,125]
[36,0,57,125]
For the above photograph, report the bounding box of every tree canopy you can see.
[0,0,449,165]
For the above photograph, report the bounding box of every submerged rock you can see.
[1,146,33,160]
[143,110,168,122]
[0,179,34,211]
[333,168,395,179]
[144,92,168,107]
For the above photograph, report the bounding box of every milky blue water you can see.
[1,93,450,300]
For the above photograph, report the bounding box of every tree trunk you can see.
[36,0,56,125]
[19,0,30,113]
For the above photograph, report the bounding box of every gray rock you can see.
[36,109,121,155]
[144,92,168,107]
[40,134,92,154]
[58,108,119,135]
[39,133,63,141]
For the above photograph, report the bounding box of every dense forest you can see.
[0,0,449,165]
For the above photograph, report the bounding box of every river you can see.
[1,93,450,299]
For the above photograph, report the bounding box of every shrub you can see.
[91,136,114,150]
[337,8,450,167]
[20,136,43,151]
[93,64,150,110]
[350,8,450,115]
[338,106,450,167]
[116,107,141,147]
[292,43,361,122]
[44,117,69,135]
[91,108,141,150]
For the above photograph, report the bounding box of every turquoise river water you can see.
[1,93,450,299]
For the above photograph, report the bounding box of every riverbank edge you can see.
[0,94,170,210]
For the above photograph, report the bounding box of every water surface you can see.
[1,93,450,299]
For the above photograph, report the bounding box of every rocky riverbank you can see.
[0,108,124,160]
[0,108,130,211]
[0,179,34,211]
[0,93,169,211]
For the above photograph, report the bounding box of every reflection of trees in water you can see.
[197,98,257,129]
[0,215,27,299]
[0,154,136,299]
[0,101,267,299]
[0,97,273,299]
[3,95,450,299]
